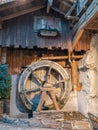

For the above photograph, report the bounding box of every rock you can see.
[2,114,42,127]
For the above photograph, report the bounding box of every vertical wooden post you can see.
[1,48,7,64]
[0,47,1,64]
[71,60,81,91]
[0,16,3,29]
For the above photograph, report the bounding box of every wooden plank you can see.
[58,0,71,8]
[0,16,3,29]
[5,22,10,47]
[15,19,21,48]
[0,47,1,64]
[8,48,12,74]
[76,0,87,16]
[51,7,65,15]
[75,30,90,51]
[85,27,98,30]
[84,12,98,28]
[65,3,76,17]
[47,0,53,13]
[71,60,81,91]
[65,16,79,20]
[0,24,2,29]
[7,48,10,72]
[0,13,72,49]
[2,5,46,21]
[0,30,2,45]
[0,0,35,12]
[76,0,92,17]
[73,0,98,33]
[1,47,7,64]
[47,2,51,13]
[71,29,84,53]
[40,55,83,60]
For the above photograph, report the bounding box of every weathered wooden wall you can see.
[0,9,90,74]
[0,47,68,74]
[74,31,90,51]
[0,9,72,49]
[0,8,91,51]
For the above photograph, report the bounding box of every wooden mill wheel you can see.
[18,60,71,111]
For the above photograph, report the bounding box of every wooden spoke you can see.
[43,66,52,83]
[53,79,65,87]
[25,87,40,94]
[31,73,43,86]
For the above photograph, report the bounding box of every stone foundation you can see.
[78,34,98,116]
[1,111,90,130]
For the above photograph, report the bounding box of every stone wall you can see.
[78,34,98,116]
[10,75,28,118]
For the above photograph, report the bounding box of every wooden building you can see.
[0,0,93,75]
[0,0,98,116]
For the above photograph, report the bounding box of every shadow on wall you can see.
[16,74,30,113]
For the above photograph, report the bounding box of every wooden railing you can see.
[73,0,97,33]
[76,0,92,16]
[0,0,15,5]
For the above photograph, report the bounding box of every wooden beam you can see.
[85,27,98,31]
[71,60,81,91]
[47,0,53,13]
[58,0,71,8]
[47,2,51,13]
[0,16,3,29]
[40,55,83,60]
[51,7,65,15]
[0,47,1,64]
[1,47,7,64]
[2,5,46,21]
[0,0,35,12]
[71,29,84,53]
[65,3,76,17]
[0,24,2,29]
[65,16,79,20]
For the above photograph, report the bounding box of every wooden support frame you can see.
[40,54,83,60]
[73,1,98,34]
[71,60,81,91]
